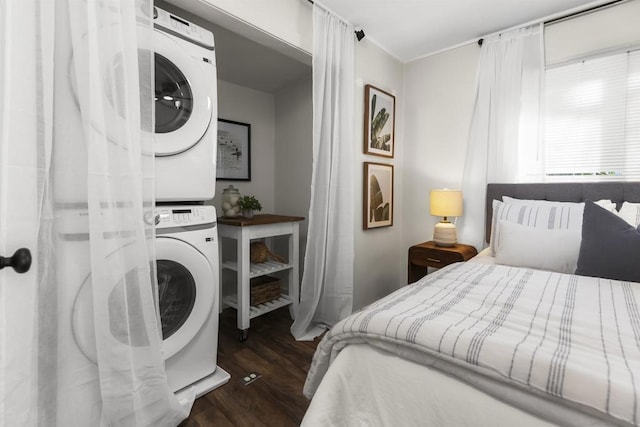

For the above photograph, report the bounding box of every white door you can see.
[0,4,40,422]
[0,143,39,422]
[0,150,39,424]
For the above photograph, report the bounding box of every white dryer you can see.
[153,7,218,202]
[155,204,229,399]
[53,8,218,206]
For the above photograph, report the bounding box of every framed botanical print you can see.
[363,162,393,229]
[363,84,395,158]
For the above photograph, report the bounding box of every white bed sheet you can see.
[304,260,638,426]
[469,247,495,264]
[302,344,556,427]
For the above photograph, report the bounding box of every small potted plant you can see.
[237,195,262,218]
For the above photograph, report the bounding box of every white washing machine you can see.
[54,206,228,425]
[155,204,230,399]
[54,207,164,425]
[153,7,218,202]
[53,8,218,206]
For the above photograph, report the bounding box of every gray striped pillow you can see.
[490,199,584,257]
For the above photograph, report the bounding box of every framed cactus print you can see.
[363,162,393,230]
[364,84,395,158]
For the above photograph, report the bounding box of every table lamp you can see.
[430,189,463,247]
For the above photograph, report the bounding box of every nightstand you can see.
[408,241,477,283]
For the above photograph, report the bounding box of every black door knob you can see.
[0,248,32,274]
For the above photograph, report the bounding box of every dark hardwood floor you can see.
[179,307,321,426]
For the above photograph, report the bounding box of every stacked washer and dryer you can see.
[152,6,230,401]
[54,8,227,418]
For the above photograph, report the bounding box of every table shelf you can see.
[221,260,293,277]
[223,294,293,319]
[218,214,304,340]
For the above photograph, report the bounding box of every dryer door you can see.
[155,236,215,359]
[68,26,213,157]
[153,30,213,156]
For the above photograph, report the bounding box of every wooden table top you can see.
[217,214,305,227]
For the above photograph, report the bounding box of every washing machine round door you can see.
[72,243,158,363]
[155,236,215,359]
[153,30,213,156]
[70,27,213,157]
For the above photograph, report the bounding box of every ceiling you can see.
[206,22,312,94]
[321,0,609,62]
[160,0,613,94]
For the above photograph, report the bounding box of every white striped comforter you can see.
[305,262,640,426]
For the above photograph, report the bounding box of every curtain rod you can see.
[477,0,627,46]
[306,0,366,41]
[545,0,626,25]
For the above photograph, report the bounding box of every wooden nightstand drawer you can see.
[408,241,477,283]
[410,247,464,267]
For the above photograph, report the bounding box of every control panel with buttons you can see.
[153,6,215,50]
[156,205,217,228]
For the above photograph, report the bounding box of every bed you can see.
[302,182,640,427]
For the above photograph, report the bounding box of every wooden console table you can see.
[218,214,304,341]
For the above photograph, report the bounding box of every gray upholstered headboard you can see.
[485,182,640,243]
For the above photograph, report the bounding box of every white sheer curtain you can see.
[291,4,354,341]
[457,24,544,250]
[0,1,189,425]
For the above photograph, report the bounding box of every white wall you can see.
[274,78,312,223]
[211,80,276,212]
[402,44,480,258]
[160,0,408,314]
[353,40,405,310]
[400,0,636,261]
[274,77,313,275]
[167,0,312,64]
[180,0,636,320]
[200,0,312,54]
[545,0,640,66]
[197,1,405,311]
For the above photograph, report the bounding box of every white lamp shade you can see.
[430,189,463,218]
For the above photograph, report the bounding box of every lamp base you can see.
[433,221,457,247]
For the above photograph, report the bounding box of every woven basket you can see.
[250,241,285,264]
[250,276,281,306]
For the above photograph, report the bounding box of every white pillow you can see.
[494,220,581,274]
[616,202,640,227]
[490,199,584,256]
[594,199,617,212]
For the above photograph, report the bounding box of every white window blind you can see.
[544,50,640,181]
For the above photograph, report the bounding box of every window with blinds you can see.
[544,50,640,181]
